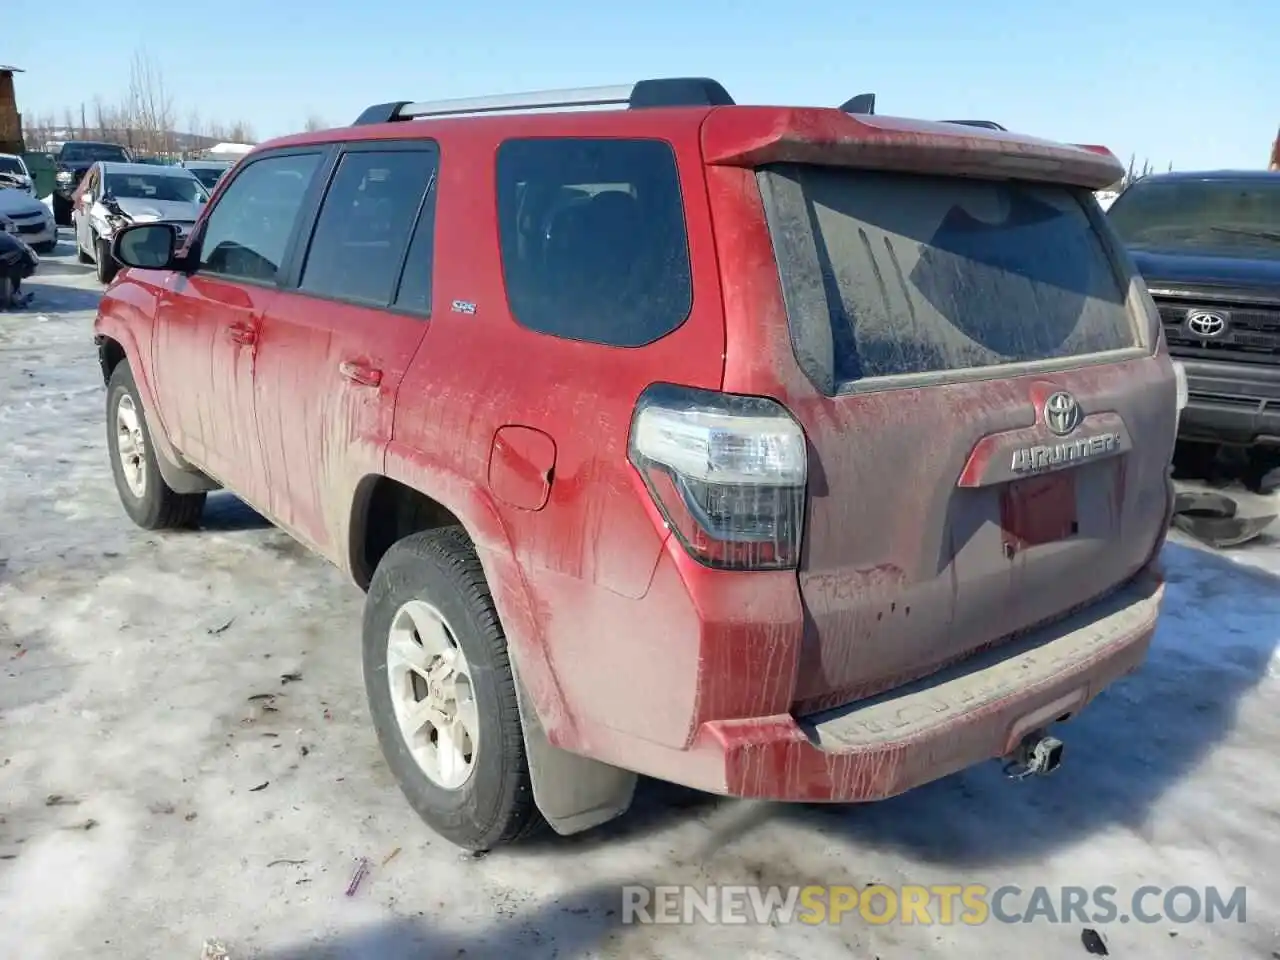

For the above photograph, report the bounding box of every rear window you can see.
[496,138,692,347]
[758,166,1139,392]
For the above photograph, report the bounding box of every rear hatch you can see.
[704,111,1177,713]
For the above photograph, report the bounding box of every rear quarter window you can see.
[495,137,692,347]
[758,166,1140,392]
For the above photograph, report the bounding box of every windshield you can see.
[106,173,208,204]
[189,166,227,190]
[0,156,25,176]
[1108,178,1280,259]
[61,143,130,162]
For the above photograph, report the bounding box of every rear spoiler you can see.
[701,108,1125,191]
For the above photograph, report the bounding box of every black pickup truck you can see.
[1108,170,1280,488]
[51,140,133,226]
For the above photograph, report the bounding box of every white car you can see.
[0,165,57,254]
[0,152,36,196]
[72,161,209,283]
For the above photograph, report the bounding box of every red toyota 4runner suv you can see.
[93,78,1177,850]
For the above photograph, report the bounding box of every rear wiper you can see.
[1209,225,1280,243]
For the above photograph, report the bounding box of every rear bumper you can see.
[1175,356,1280,446]
[653,566,1163,802]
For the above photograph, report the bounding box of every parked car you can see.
[1108,170,1280,488]
[0,152,36,196]
[51,140,133,226]
[0,221,40,309]
[71,161,208,283]
[0,178,57,253]
[179,159,232,191]
[94,77,1176,851]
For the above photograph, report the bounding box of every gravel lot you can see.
[3,230,1280,959]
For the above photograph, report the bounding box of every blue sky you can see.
[8,0,1276,170]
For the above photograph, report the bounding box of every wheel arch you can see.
[354,455,636,837]
[96,330,219,495]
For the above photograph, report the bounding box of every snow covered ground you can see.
[2,235,1280,959]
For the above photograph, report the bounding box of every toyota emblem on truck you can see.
[1043,391,1082,436]
[1186,310,1227,338]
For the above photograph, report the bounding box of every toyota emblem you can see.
[1043,391,1082,436]
[1186,310,1227,338]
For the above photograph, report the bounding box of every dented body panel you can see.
[92,99,1172,820]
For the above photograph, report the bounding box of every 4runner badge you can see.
[1011,433,1122,474]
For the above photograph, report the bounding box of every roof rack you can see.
[940,120,1008,131]
[353,77,735,125]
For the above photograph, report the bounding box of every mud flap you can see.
[510,663,637,836]
[1171,490,1277,549]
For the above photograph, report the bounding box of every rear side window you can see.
[199,152,322,284]
[496,138,692,347]
[300,146,438,307]
[758,167,1139,392]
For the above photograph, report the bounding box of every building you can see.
[0,65,23,156]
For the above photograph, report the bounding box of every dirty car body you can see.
[92,77,1176,848]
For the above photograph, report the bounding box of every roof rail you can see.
[940,120,1008,131]
[353,77,734,125]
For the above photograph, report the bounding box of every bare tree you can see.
[125,48,175,155]
[303,114,328,132]
[22,112,58,151]
[31,46,261,155]
[225,120,257,144]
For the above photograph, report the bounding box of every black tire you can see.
[96,236,118,284]
[362,527,540,851]
[106,362,207,530]
[33,240,57,255]
[52,194,71,227]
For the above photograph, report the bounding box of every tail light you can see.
[628,384,807,570]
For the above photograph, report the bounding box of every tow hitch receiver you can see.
[1004,730,1065,779]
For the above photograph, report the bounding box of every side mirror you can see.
[112,222,182,271]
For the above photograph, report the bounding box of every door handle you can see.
[338,361,383,387]
[227,322,257,345]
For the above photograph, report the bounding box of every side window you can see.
[392,183,437,315]
[299,147,437,307]
[198,152,322,284]
[495,138,692,347]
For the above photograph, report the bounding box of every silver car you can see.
[72,161,209,283]
[0,153,36,196]
[0,162,57,254]
[179,159,233,192]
